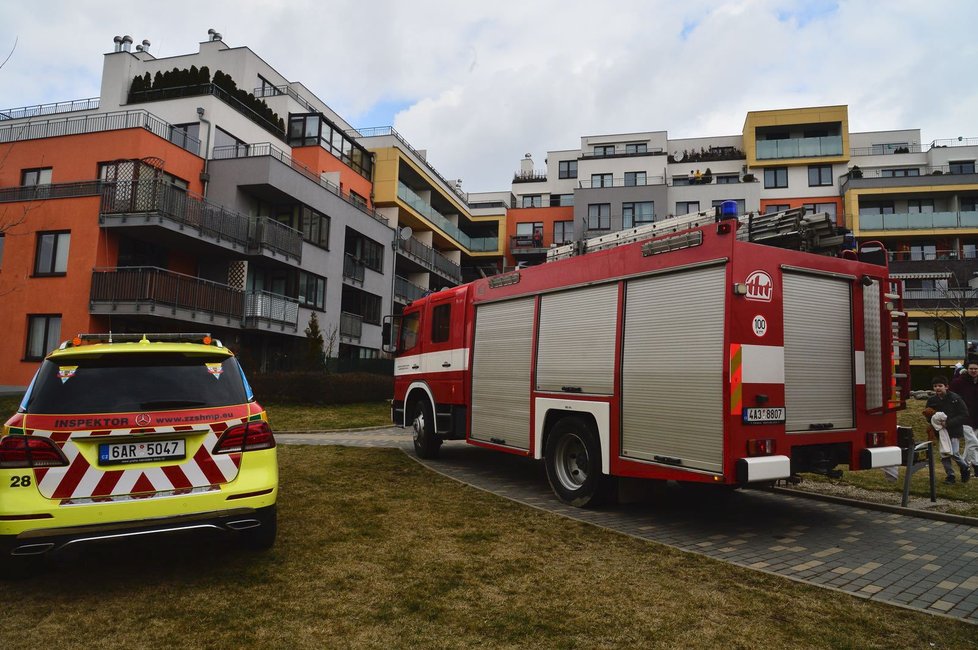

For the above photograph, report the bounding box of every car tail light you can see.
[866,431,886,447]
[746,438,775,457]
[213,421,276,454]
[0,435,69,469]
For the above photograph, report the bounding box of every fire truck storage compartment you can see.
[621,264,727,473]
[536,284,618,395]
[783,271,854,432]
[470,297,535,449]
[862,278,884,411]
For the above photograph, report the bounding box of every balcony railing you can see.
[850,138,978,156]
[0,109,202,155]
[340,311,363,339]
[356,126,469,203]
[212,142,387,225]
[99,180,302,261]
[910,339,966,360]
[858,210,978,231]
[90,266,244,319]
[397,181,498,253]
[756,135,842,160]
[888,249,975,262]
[0,180,103,204]
[849,165,975,180]
[343,254,366,284]
[903,288,978,302]
[510,235,548,254]
[397,235,462,283]
[577,175,666,189]
[252,84,317,112]
[513,170,547,183]
[0,97,100,121]
[129,84,285,140]
[244,290,300,328]
[394,276,427,304]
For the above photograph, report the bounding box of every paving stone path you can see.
[278,429,978,623]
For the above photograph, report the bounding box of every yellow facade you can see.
[743,105,851,169]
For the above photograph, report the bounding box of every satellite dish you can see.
[398,226,413,240]
[673,151,685,162]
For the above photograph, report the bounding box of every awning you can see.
[890,272,953,279]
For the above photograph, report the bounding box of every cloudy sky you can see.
[2,1,976,193]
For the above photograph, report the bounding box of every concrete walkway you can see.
[278,428,978,624]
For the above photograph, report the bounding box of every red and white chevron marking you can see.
[30,422,242,501]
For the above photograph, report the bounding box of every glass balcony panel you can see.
[961,211,978,227]
[860,214,883,229]
[884,213,910,229]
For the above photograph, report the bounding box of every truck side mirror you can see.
[382,321,391,347]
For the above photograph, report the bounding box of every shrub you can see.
[249,371,392,405]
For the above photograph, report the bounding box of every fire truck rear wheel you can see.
[412,399,441,459]
[545,417,610,507]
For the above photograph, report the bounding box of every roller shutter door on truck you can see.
[470,297,535,449]
[783,271,854,431]
[620,264,727,473]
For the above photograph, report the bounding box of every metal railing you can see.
[849,138,978,157]
[252,84,317,112]
[90,267,244,319]
[340,311,363,339]
[910,339,967,360]
[858,210,978,231]
[756,135,842,160]
[99,180,302,260]
[129,84,285,139]
[397,235,462,283]
[888,249,976,262]
[577,175,666,189]
[0,180,103,203]
[355,126,469,203]
[903,288,978,301]
[212,142,388,225]
[244,290,299,327]
[394,276,427,304]
[0,109,201,155]
[343,254,366,283]
[513,170,547,183]
[0,97,100,121]
[581,148,665,159]
[397,181,498,252]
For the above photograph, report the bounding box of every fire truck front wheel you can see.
[411,399,442,459]
[545,417,611,508]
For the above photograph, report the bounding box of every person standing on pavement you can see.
[950,362,978,475]
[924,375,972,484]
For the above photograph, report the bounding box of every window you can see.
[553,221,574,244]
[765,204,790,214]
[625,143,647,155]
[522,195,543,208]
[764,167,788,188]
[808,164,832,186]
[298,271,326,310]
[963,244,977,259]
[880,168,920,178]
[909,244,937,261]
[622,202,654,228]
[908,199,934,213]
[858,201,895,216]
[711,199,746,215]
[672,176,691,186]
[558,160,578,179]
[345,228,383,272]
[258,75,282,97]
[676,201,699,216]
[802,202,838,219]
[431,304,451,343]
[593,145,615,156]
[169,123,200,150]
[21,167,52,186]
[26,314,61,360]
[551,194,574,207]
[34,231,70,276]
[343,289,383,325]
[963,198,978,212]
[350,191,368,209]
[301,207,331,249]
[214,126,246,157]
[624,171,647,187]
[950,161,976,175]
[399,311,420,352]
[587,204,611,230]
[516,222,543,237]
[716,174,739,184]
[591,173,613,188]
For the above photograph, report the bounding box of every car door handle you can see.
[442,362,452,368]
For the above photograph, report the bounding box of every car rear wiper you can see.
[139,400,208,409]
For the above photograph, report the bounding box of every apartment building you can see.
[506,106,978,368]
[0,34,503,390]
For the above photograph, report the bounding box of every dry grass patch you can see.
[263,401,390,432]
[1,446,973,649]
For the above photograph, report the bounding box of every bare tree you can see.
[913,269,978,369]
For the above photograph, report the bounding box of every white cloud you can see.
[2,0,976,192]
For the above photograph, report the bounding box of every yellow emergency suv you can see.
[1,333,277,567]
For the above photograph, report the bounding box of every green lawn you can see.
[1,445,974,649]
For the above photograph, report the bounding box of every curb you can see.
[770,486,978,526]
[275,425,396,435]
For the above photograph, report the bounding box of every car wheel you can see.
[545,417,611,507]
[412,399,441,459]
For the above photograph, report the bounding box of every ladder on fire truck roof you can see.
[546,206,850,262]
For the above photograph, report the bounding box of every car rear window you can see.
[24,353,251,415]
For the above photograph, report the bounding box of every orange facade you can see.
[0,129,204,386]
[504,206,574,266]
[292,146,373,208]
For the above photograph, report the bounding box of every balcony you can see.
[841,166,978,193]
[756,135,842,160]
[340,311,363,340]
[910,339,966,361]
[355,126,469,203]
[397,235,462,283]
[510,235,548,256]
[513,170,547,183]
[0,109,201,156]
[397,181,498,253]
[343,254,366,284]
[212,142,387,225]
[394,276,427,304]
[0,180,103,204]
[0,97,100,121]
[129,84,285,140]
[100,179,302,262]
[858,210,978,232]
[576,175,666,189]
[90,267,298,331]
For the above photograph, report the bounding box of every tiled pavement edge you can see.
[277,429,978,624]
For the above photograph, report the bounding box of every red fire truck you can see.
[386,206,909,506]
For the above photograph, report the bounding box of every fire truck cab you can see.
[387,207,908,507]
